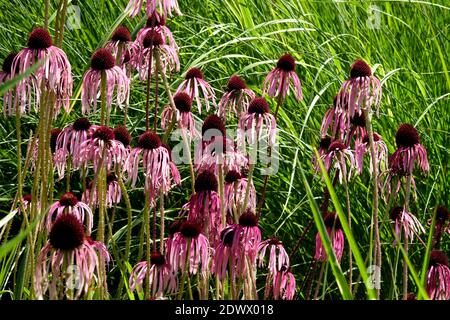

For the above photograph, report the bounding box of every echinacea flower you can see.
[11,28,73,116]
[262,53,303,102]
[232,211,261,276]
[224,169,256,218]
[129,252,177,298]
[161,143,181,186]
[389,124,429,175]
[355,132,388,175]
[105,26,133,68]
[336,59,382,120]
[218,75,255,121]
[82,173,122,208]
[257,237,290,275]
[212,226,236,280]
[184,170,222,245]
[46,192,93,233]
[432,205,449,249]
[161,91,198,138]
[390,206,424,243]
[272,266,296,300]
[134,12,178,51]
[132,29,179,80]
[35,214,107,300]
[79,126,128,174]
[314,212,344,263]
[0,52,21,116]
[54,117,98,179]
[127,131,175,203]
[126,0,181,18]
[312,136,332,172]
[81,48,130,115]
[320,140,357,184]
[176,67,216,114]
[426,250,450,300]
[168,221,210,276]
[238,97,277,149]
[320,96,348,141]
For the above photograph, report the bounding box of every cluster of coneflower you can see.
[312,59,449,300]
[0,0,308,300]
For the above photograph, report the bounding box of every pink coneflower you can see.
[129,252,177,298]
[314,212,344,262]
[432,206,449,249]
[346,111,367,145]
[272,266,296,300]
[161,92,198,138]
[176,67,216,114]
[11,28,73,116]
[168,221,210,275]
[238,97,277,148]
[127,131,174,203]
[196,114,226,159]
[212,226,236,280]
[320,140,357,183]
[126,0,181,18]
[46,192,93,233]
[336,59,382,121]
[105,26,133,68]
[426,250,450,300]
[132,29,179,80]
[54,118,97,179]
[262,54,303,102]
[218,75,255,120]
[185,170,222,245]
[82,173,122,208]
[79,126,128,174]
[1,52,21,116]
[81,48,129,115]
[312,136,332,172]
[390,206,424,243]
[35,214,107,300]
[389,124,429,175]
[257,237,290,275]
[134,12,178,51]
[224,170,256,217]
[320,96,348,141]
[355,132,388,175]
[232,211,261,275]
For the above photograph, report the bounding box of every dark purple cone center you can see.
[436,205,449,223]
[2,52,17,73]
[180,221,201,238]
[350,113,366,127]
[151,252,166,265]
[113,125,131,147]
[430,250,449,267]
[202,115,226,136]
[49,214,85,250]
[220,228,235,247]
[174,92,192,112]
[137,131,161,150]
[146,12,166,28]
[59,192,79,207]
[143,30,163,48]
[227,75,247,92]
[328,141,347,152]
[239,211,258,227]
[93,126,115,142]
[396,124,420,148]
[73,117,91,132]
[390,206,403,222]
[248,97,269,114]
[185,67,203,80]
[350,59,372,78]
[195,171,218,193]
[277,54,296,72]
[111,26,131,42]
[225,170,241,184]
[91,48,115,71]
[28,28,52,49]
